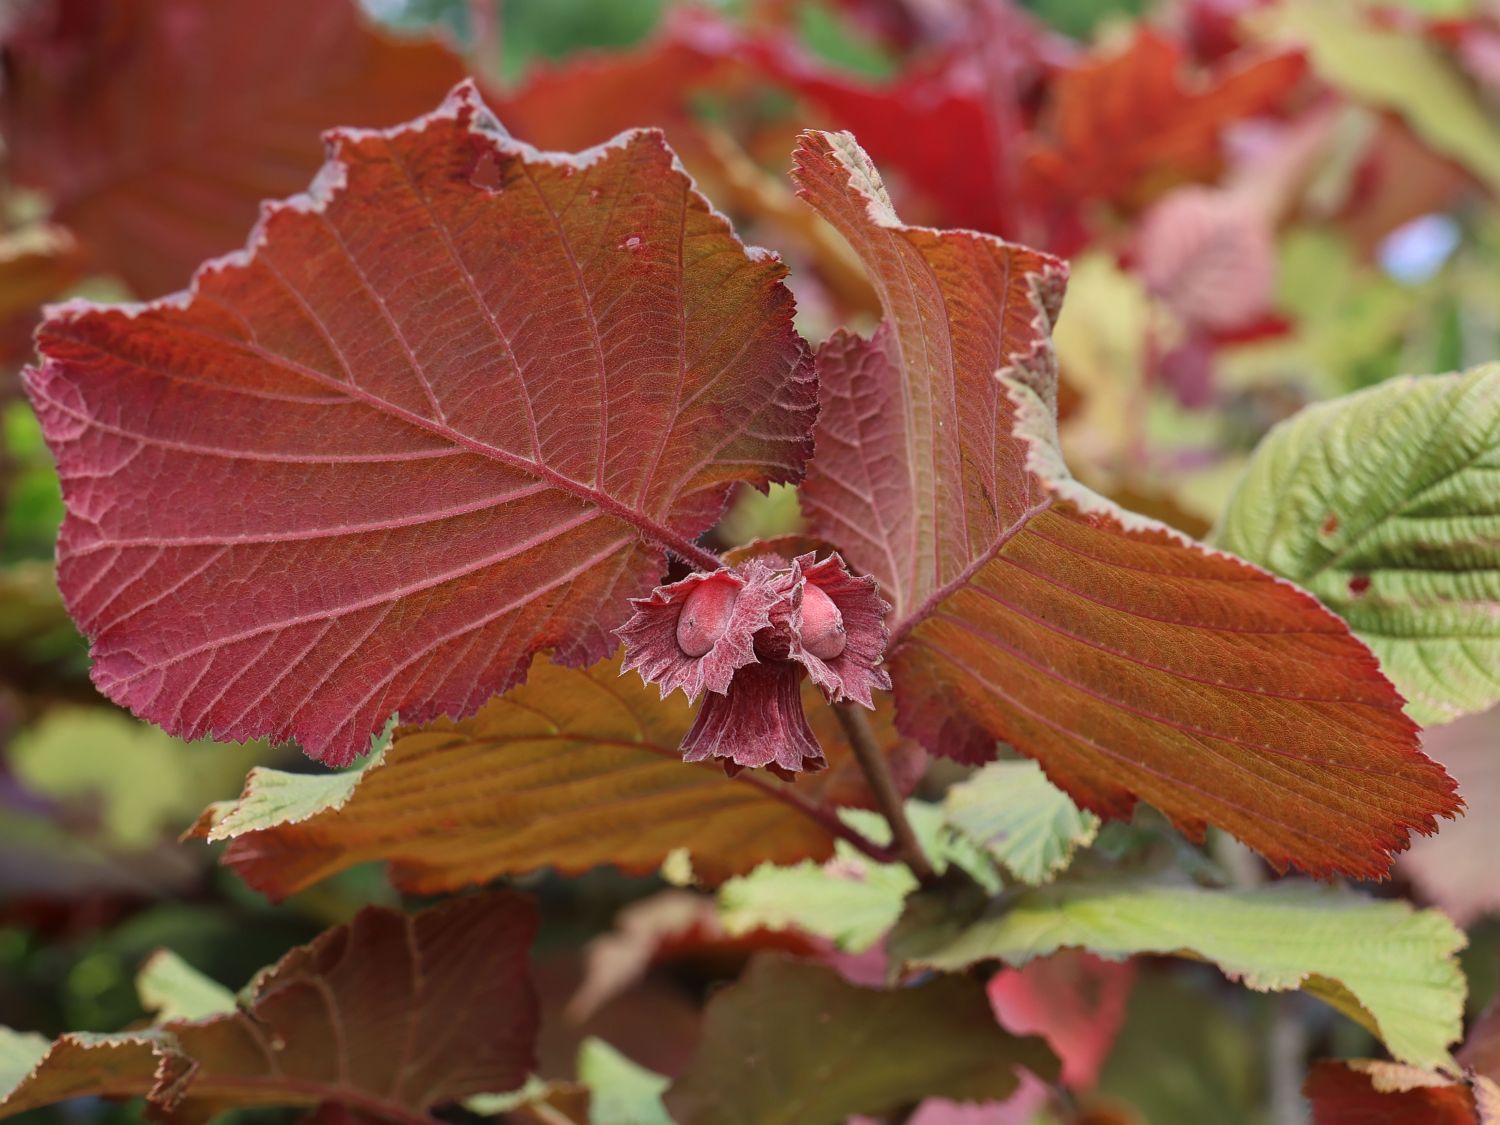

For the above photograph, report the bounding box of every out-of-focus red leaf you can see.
[1023,29,1305,218]
[988,952,1134,1090]
[749,2,1063,243]
[1401,709,1500,925]
[1134,185,1275,332]
[0,0,470,298]
[0,893,539,1121]
[1303,1060,1486,1125]
[793,128,1457,879]
[494,10,734,152]
[27,81,816,766]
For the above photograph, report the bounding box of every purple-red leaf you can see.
[794,129,1457,878]
[27,81,816,765]
[0,0,470,298]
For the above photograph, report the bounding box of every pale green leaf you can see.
[194,717,395,842]
[1260,0,1500,193]
[135,951,235,1023]
[578,1038,671,1125]
[718,803,999,952]
[10,709,270,847]
[1215,364,1500,725]
[900,881,1466,1070]
[945,761,1100,885]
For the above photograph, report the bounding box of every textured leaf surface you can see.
[0,0,469,298]
[0,894,539,1120]
[794,128,1456,879]
[1216,366,1500,726]
[900,882,1466,1070]
[28,81,816,765]
[663,955,1057,1125]
[944,760,1099,886]
[197,656,871,897]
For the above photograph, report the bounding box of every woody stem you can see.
[833,703,937,884]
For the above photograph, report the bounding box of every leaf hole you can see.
[470,151,504,192]
[1321,513,1339,536]
[1348,575,1371,597]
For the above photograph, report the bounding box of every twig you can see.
[833,703,937,884]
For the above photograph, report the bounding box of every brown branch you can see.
[833,703,937,884]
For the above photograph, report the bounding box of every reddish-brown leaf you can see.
[0,0,471,298]
[1303,1060,1487,1125]
[794,129,1457,878]
[27,81,816,765]
[1023,29,1305,215]
[196,655,906,899]
[0,893,538,1121]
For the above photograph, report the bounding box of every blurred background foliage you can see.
[4,0,1500,1122]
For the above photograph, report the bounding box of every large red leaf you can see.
[794,129,1457,878]
[0,893,538,1120]
[1023,29,1306,217]
[27,81,817,766]
[0,0,471,299]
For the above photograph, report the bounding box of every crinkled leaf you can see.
[1216,365,1500,726]
[794,127,1456,879]
[28,81,816,766]
[944,760,1100,886]
[0,894,539,1120]
[898,881,1466,1070]
[663,955,1058,1125]
[195,656,872,898]
[0,0,468,297]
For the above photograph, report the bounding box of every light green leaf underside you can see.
[901,881,1466,1070]
[718,804,999,953]
[944,761,1100,886]
[577,1038,672,1125]
[1216,364,1500,725]
[135,952,236,1024]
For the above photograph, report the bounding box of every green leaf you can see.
[1215,364,1500,725]
[1261,1,1500,194]
[944,761,1100,886]
[664,955,1057,1125]
[10,709,270,848]
[717,803,999,952]
[135,952,235,1023]
[577,1038,671,1125]
[899,881,1466,1070]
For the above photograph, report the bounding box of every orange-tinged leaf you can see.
[0,0,469,297]
[793,128,1457,878]
[196,656,896,899]
[27,81,816,766]
[1303,1060,1490,1125]
[1024,29,1305,214]
[0,894,538,1120]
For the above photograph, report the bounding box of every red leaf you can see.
[0,893,538,1120]
[793,129,1457,878]
[0,0,469,298]
[28,81,816,765]
[987,952,1134,1090]
[1304,1060,1482,1125]
[1023,29,1305,216]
